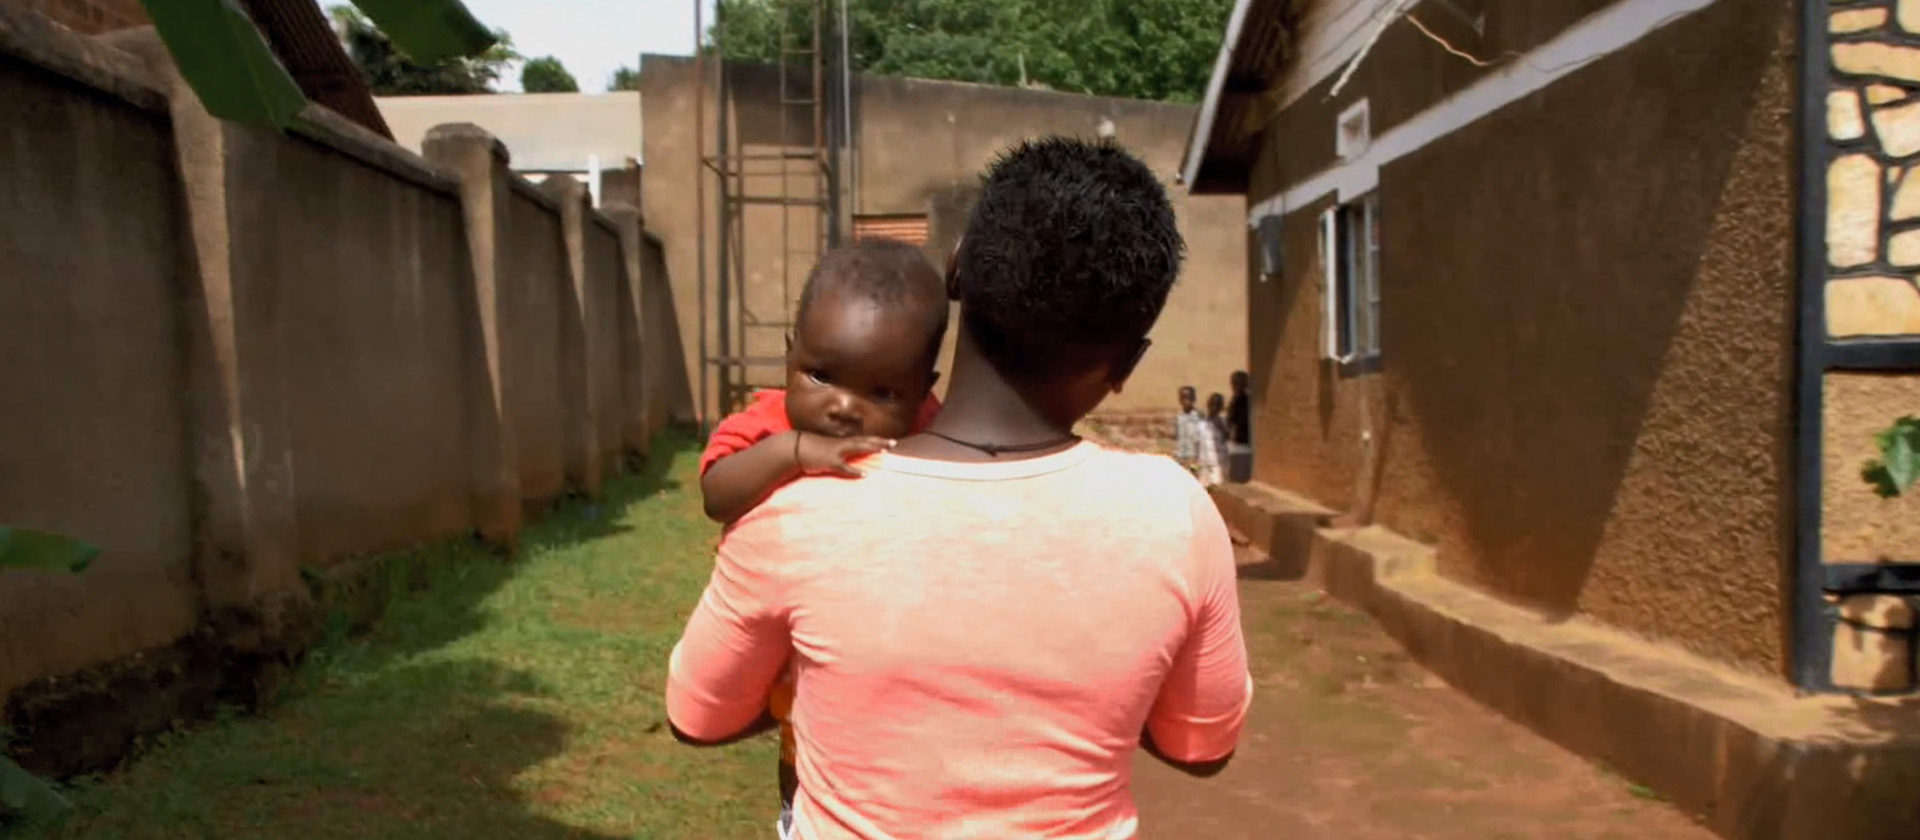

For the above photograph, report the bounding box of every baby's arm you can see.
[701,432,894,523]
[702,431,804,524]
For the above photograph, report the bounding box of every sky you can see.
[463,0,717,93]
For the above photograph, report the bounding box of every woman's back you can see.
[669,442,1250,840]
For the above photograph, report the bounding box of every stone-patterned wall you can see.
[1823,0,1920,694]
[1828,1,1920,332]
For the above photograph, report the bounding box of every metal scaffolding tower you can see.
[695,0,847,426]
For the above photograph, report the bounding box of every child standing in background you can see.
[1206,393,1230,485]
[1175,386,1224,485]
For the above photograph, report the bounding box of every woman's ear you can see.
[1108,339,1153,393]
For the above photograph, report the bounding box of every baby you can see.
[697,237,950,837]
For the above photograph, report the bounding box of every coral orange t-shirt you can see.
[699,389,943,477]
[668,443,1252,840]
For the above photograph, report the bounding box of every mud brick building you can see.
[1184,0,1920,837]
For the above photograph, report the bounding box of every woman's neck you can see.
[899,335,1080,461]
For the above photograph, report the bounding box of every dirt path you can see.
[1128,549,1714,840]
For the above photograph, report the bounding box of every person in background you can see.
[1174,385,1201,471]
[1174,386,1223,486]
[1226,370,1253,483]
[1206,392,1231,485]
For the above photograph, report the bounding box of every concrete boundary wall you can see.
[0,13,690,776]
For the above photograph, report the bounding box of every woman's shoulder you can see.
[1080,444,1209,495]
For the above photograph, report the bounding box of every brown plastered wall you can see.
[503,182,570,505]
[640,56,1249,421]
[0,16,673,765]
[1823,373,1920,563]
[3,0,146,34]
[0,26,197,699]
[217,124,478,567]
[1243,0,1796,674]
[600,202,698,446]
[587,217,631,473]
[640,232,697,426]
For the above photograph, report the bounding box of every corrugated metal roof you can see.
[240,0,392,139]
[1181,0,1300,194]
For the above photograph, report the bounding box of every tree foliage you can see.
[610,65,641,92]
[522,56,580,93]
[711,0,1233,103]
[329,5,519,96]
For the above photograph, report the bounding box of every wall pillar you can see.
[109,30,305,619]
[603,203,656,457]
[540,175,605,497]
[422,123,524,543]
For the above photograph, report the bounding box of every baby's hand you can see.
[796,432,895,477]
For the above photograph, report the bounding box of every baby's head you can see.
[785,239,950,440]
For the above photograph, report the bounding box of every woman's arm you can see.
[666,517,794,744]
[1143,489,1253,774]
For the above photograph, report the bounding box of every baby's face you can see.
[785,295,938,440]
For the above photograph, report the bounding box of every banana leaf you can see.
[0,755,69,825]
[137,0,307,128]
[349,0,497,64]
[0,527,99,574]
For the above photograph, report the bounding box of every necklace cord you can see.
[922,429,1081,457]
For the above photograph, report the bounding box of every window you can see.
[1256,215,1284,278]
[1318,194,1381,368]
[852,214,930,247]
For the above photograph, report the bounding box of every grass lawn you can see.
[20,431,780,840]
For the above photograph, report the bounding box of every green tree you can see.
[610,65,641,92]
[521,56,580,93]
[329,4,519,96]
[710,0,1233,103]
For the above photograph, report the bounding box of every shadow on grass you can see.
[31,659,627,840]
[20,429,705,840]
[310,428,697,668]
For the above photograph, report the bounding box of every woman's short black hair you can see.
[954,136,1184,384]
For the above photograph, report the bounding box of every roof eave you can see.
[1179,0,1257,190]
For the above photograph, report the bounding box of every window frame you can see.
[1318,192,1383,376]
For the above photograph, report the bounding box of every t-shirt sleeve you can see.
[700,392,789,476]
[1146,487,1253,762]
[666,512,793,741]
